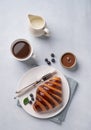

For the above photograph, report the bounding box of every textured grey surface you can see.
[0,0,91,130]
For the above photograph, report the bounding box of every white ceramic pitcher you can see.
[28,14,49,37]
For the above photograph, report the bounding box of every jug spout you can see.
[28,14,36,21]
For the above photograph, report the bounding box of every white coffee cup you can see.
[10,39,33,61]
[28,14,49,37]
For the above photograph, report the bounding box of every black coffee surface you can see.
[12,41,31,59]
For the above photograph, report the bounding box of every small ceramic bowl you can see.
[60,52,77,69]
[10,39,33,61]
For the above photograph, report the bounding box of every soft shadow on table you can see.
[36,35,54,45]
[68,62,79,72]
[18,57,39,69]
[37,35,51,40]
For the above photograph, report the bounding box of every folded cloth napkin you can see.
[17,77,78,124]
[50,77,78,124]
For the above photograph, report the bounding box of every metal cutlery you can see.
[14,71,57,99]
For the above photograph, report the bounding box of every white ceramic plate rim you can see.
[17,65,70,119]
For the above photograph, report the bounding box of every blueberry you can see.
[51,53,55,57]
[45,58,48,62]
[51,58,56,63]
[29,101,32,104]
[30,93,33,97]
[47,61,51,65]
[31,97,34,101]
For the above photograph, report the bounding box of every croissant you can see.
[33,76,62,113]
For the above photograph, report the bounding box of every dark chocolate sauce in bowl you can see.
[12,41,31,59]
[61,52,76,69]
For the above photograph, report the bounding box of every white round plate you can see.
[18,65,70,119]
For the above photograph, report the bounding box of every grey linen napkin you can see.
[17,77,78,124]
[50,77,78,124]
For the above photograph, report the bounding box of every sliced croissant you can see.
[33,76,62,113]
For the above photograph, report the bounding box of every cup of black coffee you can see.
[10,39,33,61]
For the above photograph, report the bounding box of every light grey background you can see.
[0,0,91,130]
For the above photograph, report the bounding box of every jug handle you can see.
[43,28,50,36]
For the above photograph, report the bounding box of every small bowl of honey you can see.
[60,52,77,69]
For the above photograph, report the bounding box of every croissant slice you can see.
[33,76,63,113]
